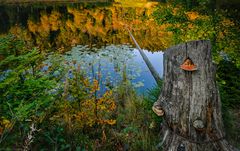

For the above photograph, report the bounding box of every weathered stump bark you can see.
[153,40,238,151]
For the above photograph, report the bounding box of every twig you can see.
[23,123,39,151]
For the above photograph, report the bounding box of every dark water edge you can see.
[0,1,112,34]
[0,0,113,5]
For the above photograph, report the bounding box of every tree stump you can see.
[152,40,238,151]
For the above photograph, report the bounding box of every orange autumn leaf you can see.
[91,79,100,92]
[107,119,116,125]
[186,11,199,21]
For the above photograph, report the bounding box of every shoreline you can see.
[0,0,112,5]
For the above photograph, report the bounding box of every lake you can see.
[0,1,165,93]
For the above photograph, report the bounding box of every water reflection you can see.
[0,1,173,51]
[45,44,163,93]
[0,1,166,92]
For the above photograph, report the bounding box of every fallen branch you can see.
[124,25,162,84]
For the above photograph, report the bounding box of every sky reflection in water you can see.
[0,2,164,93]
[45,44,163,93]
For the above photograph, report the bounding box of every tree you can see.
[152,40,238,151]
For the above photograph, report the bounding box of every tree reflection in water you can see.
[0,2,173,52]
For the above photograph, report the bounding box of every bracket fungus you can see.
[152,105,164,116]
[180,57,197,71]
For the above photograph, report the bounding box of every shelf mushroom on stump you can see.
[152,40,238,151]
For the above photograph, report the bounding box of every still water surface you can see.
[0,1,164,93]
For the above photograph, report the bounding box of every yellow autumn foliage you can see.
[66,19,77,32]
[186,11,199,21]
[28,20,38,33]
[49,11,61,31]
[40,14,50,32]
[52,76,116,130]
[92,79,100,92]
[0,118,12,135]
[16,4,174,52]
[221,18,235,27]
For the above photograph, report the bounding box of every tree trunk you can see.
[153,40,238,151]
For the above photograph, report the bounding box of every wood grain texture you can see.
[153,40,238,151]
